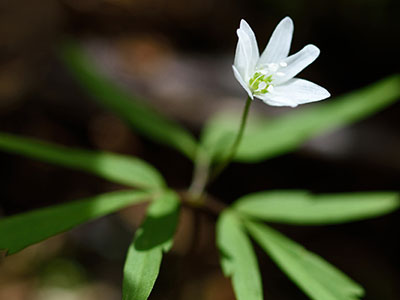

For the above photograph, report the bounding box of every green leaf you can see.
[59,40,197,160]
[0,190,150,255]
[236,75,400,162]
[200,114,236,162]
[123,190,180,300]
[0,132,164,189]
[199,111,262,163]
[216,210,263,300]
[234,190,400,225]
[246,221,364,300]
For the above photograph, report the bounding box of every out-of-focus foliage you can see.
[123,190,180,300]
[59,41,198,160]
[216,210,263,300]
[200,75,400,163]
[0,132,164,190]
[237,75,400,162]
[199,111,262,164]
[0,190,150,255]
[246,221,364,300]
[234,190,400,225]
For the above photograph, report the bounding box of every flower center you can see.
[249,62,287,95]
[249,72,273,94]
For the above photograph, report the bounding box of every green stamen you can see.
[249,72,273,94]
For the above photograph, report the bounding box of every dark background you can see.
[0,0,399,299]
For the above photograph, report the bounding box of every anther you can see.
[258,82,267,90]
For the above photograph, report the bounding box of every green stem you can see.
[188,146,211,201]
[188,96,252,201]
[210,96,252,180]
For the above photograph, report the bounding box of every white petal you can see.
[273,45,320,84]
[254,93,298,107]
[239,20,259,71]
[258,17,294,66]
[234,20,259,81]
[232,65,254,99]
[269,78,330,105]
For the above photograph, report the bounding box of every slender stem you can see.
[210,96,252,180]
[188,96,252,201]
[188,146,211,201]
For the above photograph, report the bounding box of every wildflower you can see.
[233,17,330,107]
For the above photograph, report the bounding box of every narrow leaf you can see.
[199,111,266,166]
[234,190,399,225]
[0,190,150,255]
[200,114,236,162]
[216,210,263,300]
[246,221,364,300]
[59,40,197,160]
[0,132,164,189]
[236,75,400,162]
[123,190,180,300]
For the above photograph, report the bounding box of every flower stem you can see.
[188,96,252,201]
[188,146,210,201]
[210,96,252,180]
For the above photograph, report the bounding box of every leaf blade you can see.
[234,190,399,225]
[123,190,180,300]
[0,132,164,189]
[199,111,263,163]
[236,75,400,161]
[216,210,263,300]
[246,221,364,300]
[0,190,150,254]
[59,40,198,160]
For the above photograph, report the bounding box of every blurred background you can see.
[0,0,399,299]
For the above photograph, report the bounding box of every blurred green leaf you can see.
[39,258,88,288]
[216,210,263,300]
[236,75,400,162]
[200,112,262,163]
[0,190,150,255]
[0,132,164,189]
[123,190,180,300]
[200,75,400,164]
[59,40,197,160]
[246,221,364,300]
[234,190,399,225]
[200,114,235,161]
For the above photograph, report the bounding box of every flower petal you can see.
[254,93,298,107]
[258,16,294,66]
[268,78,330,106]
[234,19,259,81]
[233,65,254,99]
[273,45,320,85]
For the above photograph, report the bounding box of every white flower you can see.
[233,17,330,107]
